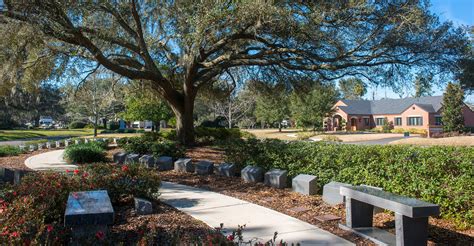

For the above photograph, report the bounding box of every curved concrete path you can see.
[24,151,353,244]
[24,149,78,171]
[160,182,353,245]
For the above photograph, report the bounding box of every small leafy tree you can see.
[253,81,289,132]
[382,117,393,133]
[441,83,465,132]
[121,91,173,130]
[290,83,338,130]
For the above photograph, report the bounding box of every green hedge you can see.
[68,121,87,129]
[118,133,185,159]
[64,142,107,163]
[0,145,24,157]
[223,139,474,227]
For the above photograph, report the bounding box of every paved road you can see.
[160,182,353,245]
[341,136,419,145]
[310,136,420,145]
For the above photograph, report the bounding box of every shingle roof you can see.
[338,96,443,115]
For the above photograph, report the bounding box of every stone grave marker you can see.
[264,169,288,189]
[113,152,127,164]
[174,158,194,173]
[241,166,264,183]
[134,197,153,215]
[292,174,318,195]
[139,155,155,168]
[64,190,114,239]
[156,156,173,171]
[125,154,140,164]
[322,181,352,206]
[215,163,236,177]
[195,160,214,175]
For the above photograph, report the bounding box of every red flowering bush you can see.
[0,163,161,244]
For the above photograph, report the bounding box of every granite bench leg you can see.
[345,198,374,228]
[395,213,428,246]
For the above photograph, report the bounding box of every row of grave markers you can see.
[18,137,120,152]
[112,151,356,201]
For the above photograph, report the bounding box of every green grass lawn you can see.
[0,129,95,141]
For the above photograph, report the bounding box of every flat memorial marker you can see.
[64,190,114,226]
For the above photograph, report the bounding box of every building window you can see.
[407,117,423,126]
[435,116,442,126]
[375,118,385,126]
[363,118,370,126]
[394,117,402,126]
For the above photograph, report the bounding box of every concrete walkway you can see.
[160,182,353,245]
[24,149,77,171]
[24,151,354,244]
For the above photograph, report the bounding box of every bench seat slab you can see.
[340,186,439,218]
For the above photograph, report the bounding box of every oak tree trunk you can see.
[168,85,196,146]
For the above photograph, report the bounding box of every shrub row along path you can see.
[24,150,353,245]
[24,149,78,171]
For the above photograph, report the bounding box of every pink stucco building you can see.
[326,96,474,135]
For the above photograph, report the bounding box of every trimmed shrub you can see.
[0,145,23,157]
[120,134,184,159]
[107,121,120,130]
[223,139,474,227]
[195,127,243,144]
[320,135,342,142]
[123,137,151,155]
[64,143,106,163]
[0,163,160,243]
[151,140,185,159]
[68,121,87,129]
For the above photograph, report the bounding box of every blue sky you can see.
[368,0,473,102]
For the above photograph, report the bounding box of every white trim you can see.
[374,116,385,119]
[350,116,358,119]
[407,115,422,117]
[362,116,370,118]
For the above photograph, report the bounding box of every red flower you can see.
[12,192,17,196]
[95,230,105,240]
[46,225,53,233]
[73,169,80,175]
[82,172,89,178]
[121,165,129,172]
[65,169,70,173]
[10,231,19,238]
[227,235,234,241]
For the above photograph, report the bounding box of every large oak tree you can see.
[1,1,469,144]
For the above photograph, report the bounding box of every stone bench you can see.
[264,169,288,189]
[215,163,236,177]
[64,190,114,239]
[241,166,264,183]
[195,160,214,175]
[339,186,440,245]
[174,158,194,173]
[156,156,173,171]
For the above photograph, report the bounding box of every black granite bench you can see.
[339,186,439,246]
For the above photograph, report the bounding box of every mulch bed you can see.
[110,198,217,244]
[0,149,52,171]
[160,171,474,245]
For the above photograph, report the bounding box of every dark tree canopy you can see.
[1,0,469,144]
